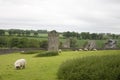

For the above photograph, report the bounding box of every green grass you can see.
[95,40,106,48]
[38,33,48,37]
[0,50,120,80]
[27,37,47,41]
[77,40,88,48]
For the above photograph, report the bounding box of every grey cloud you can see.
[0,0,120,33]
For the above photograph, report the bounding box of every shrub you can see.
[39,40,48,49]
[35,51,59,57]
[57,54,120,80]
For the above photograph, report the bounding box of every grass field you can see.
[0,50,120,80]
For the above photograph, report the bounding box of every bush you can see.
[57,54,120,80]
[39,40,48,49]
[35,51,59,57]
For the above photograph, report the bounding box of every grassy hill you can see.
[0,50,120,80]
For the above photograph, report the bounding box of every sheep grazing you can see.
[21,51,25,53]
[93,48,97,51]
[58,49,62,53]
[79,49,83,51]
[84,48,88,51]
[14,59,26,70]
[75,50,78,52]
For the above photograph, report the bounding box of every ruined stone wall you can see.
[84,40,96,50]
[104,39,117,49]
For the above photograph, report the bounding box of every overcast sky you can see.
[0,0,120,33]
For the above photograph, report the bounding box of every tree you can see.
[18,38,28,48]
[39,40,48,49]
[37,30,47,33]
[0,30,5,36]
[34,32,39,37]
[98,33,104,40]
[9,37,20,48]
[28,39,39,48]
[8,30,13,36]
[81,32,90,39]
[0,36,7,47]
[63,31,71,38]
[25,30,31,37]
[91,33,97,39]
[70,37,78,48]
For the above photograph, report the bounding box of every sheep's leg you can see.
[22,65,25,69]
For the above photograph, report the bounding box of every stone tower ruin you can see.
[48,30,59,52]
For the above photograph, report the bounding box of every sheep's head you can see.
[16,66,21,69]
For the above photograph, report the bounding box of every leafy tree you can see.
[0,36,7,47]
[81,32,90,39]
[70,37,78,48]
[18,38,29,48]
[37,30,47,33]
[98,33,104,40]
[8,30,13,36]
[0,30,5,36]
[34,32,39,37]
[25,30,31,37]
[28,39,39,48]
[9,37,20,48]
[63,31,71,38]
[91,33,98,40]
[39,40,48,49]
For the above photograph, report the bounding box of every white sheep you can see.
[58,49,62,53]
[84,48,88,51]
[93,48,97,51]
[21,51,25,53]
[14,59,26,69]
[75,50,78,52]
[79,49,83,51]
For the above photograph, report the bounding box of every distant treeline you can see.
[0,29,120,40]
[63,31,120,40]
[0,29,47,37]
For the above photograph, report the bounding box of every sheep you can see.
[93,48,97,51]
[21,51,25,53]
[14,59,26,70]
[75,50,78,52]
[58,49,62,53]
[79,49,83,51]
[84,48,88,51]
